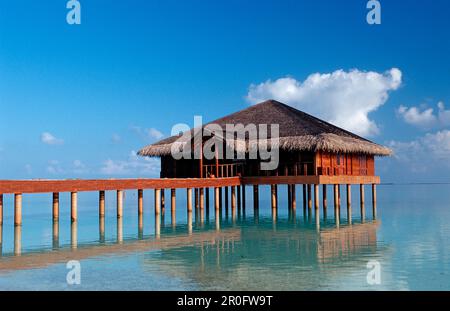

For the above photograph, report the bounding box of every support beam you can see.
[224,187,229,210]
[219,187,223,210]
[161,189,165,214]
[231,186,236,218]
[117,190,123,219]
[214,187,220,211]
[186,188,192,213]
[333,184,339,212]
[314,184,319,210]
[99,190,105,218]
[322,185,327,215]
[347,185,352,224]
[237,185,241,211]
[253,185,259,210]
[195,188,199,210]
[171,189,176,226]
[303,185,307,210]
[138,189,144,216]
[291,185,296,210]
[199,188,204,210]
[372,184,377,220]
[155,189,161,215]
[287,185,292,210]
[242,185,246,210]
[205,188,210,210]
[70,192,77,223]
[307,184,312,211]
[52,192,59,222]
[0,194,3,225]
[360,184,365,221]
[271,185,277,210]
[15,193,23,226]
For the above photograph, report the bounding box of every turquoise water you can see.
[0,184,449,290]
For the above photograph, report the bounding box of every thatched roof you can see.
[138,100,392,157]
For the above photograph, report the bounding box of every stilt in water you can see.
[242,185,246,210]
[372,184,377,220]
[291,184,296,211]
[347,184,352,224]
[314,184,319,211]
[14,193,23,226]
[52,218,59,249]
[334,184,339,224]
[99,215,105,243]
[155,189,162,215]
[117,190,123,219]
[360,184,365,222]
[253,185,259,210]
[186,188,192,213]
[161,189,166,215]
[14,225,21,256]
[138,189,144,217]
[99,190,105,218]
[322,185,327,219]
[0,194,3,226]
[70,192,77,223]
[52,192,59,222]
[271,185,277,210]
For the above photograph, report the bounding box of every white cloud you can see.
[131,125,164,141]
[41,132,64,145]
[246,68,402,137]
[47,160,64,174]
[388,130,450,171]
[100,150,160,176]
[397,101,450,130]
[73,160,89,174]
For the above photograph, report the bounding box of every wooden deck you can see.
[0,175,379,194]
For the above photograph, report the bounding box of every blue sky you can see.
[0,0,449,182]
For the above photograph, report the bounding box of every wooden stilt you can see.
[292,185,296,210]
[347,185,352,224]
[52,192,59,222]
[237,185,241,211]
[171,189,176,226]
[138,189,144,216]
[14,193,23,226]
[231,186,236,218]
[333,184,339,213]
[52,219,59,249]
[288,185,292,209]
[307,184,312,211]
[224,187,229,210]
[219,187,223,210]
[70,192,77,223]
[214,187,220,211]
[117,218,123,243]
[338,185,341,209]
[242,185,246,210]
[271,185,277,210]
[117,190,123,219]
[161,189,165,214]
[155,189,161,215]
[322,185,327,213]
[372,184,377,220]
[195,188,199,210]
[99,190,105,218]
[199,188,204,210]
[360,184,365,221]
[99,215,105,243]
[205,187,210,210]
[71,222,77,249]
[303,184,307,210]
[314,184,319,210]
[0,194,3,226]
[253,185,259,210]
[14,225,21,255]
[186,188,192,213]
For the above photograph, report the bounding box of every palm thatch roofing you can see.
[138,100,392,157]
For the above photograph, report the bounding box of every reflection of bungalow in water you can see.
[139,100,391,179]
[143,221,381,289]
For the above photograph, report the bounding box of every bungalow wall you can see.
[315,151,375,176]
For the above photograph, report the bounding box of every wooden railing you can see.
[317,167,368,176]
[203,163,244,178]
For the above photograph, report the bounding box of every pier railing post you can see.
[14,193,22,226]
[71,192,77,223]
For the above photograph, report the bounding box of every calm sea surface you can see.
[0,184,449,290]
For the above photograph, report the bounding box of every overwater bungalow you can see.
[138,100,391,179]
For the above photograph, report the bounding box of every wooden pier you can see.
[0,176,377,223]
